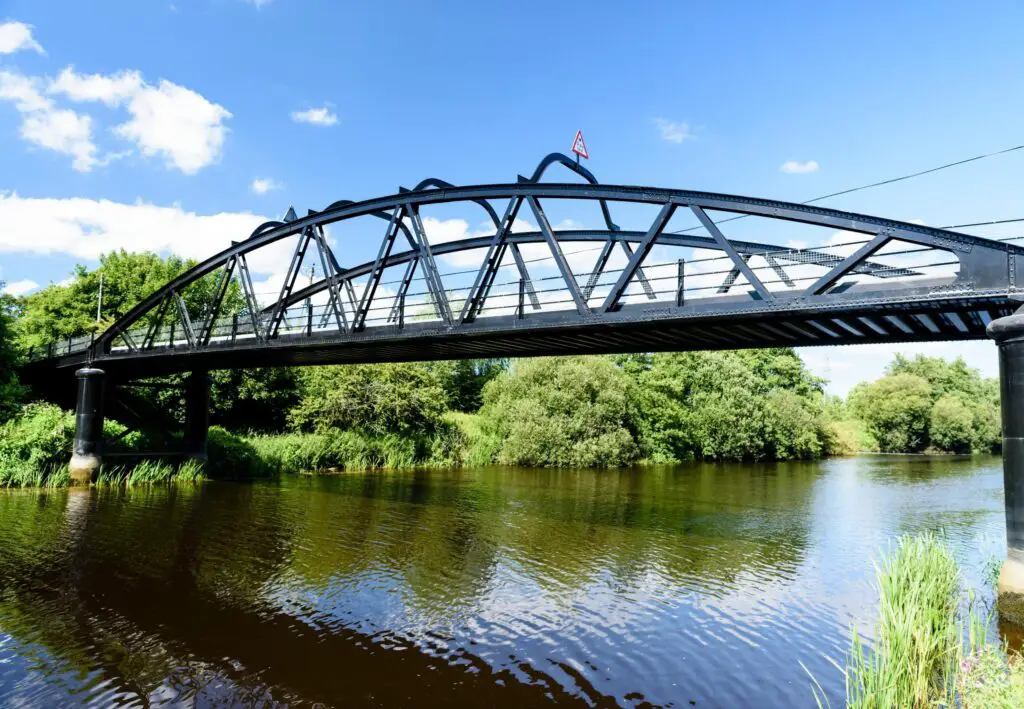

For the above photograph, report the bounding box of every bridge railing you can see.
[23,233,969,363]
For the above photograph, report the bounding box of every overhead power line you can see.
[669,142,1024,235]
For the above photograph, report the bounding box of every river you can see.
[0,456,1009,707]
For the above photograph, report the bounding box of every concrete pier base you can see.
[988,313,1024,623]
[70,367,105,485]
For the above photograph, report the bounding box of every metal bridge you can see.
[23,152,1024,385]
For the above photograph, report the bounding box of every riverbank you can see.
[811,532,1024,707]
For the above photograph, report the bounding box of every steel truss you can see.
[25,152,1024,377]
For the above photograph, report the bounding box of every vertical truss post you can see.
[237,254,262,340]
[169,321,176,349]
[677,259,686,307]
[460,195,525,323]
[231,314,239,343]
[601,202,676,312]
[690,205,772,300]
[526,195,590,316]
[354,205,405,332]
[518,278,525,319]
[398,292,405,330]
[406,206,453,325]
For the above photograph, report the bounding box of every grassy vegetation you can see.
[809,532,1024,708]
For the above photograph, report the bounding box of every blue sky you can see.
[1,0,1022,393]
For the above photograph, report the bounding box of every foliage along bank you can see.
[0,253,1007,485]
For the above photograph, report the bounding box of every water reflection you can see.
[0,457,1006,707]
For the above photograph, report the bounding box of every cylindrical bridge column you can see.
[70,367,105,485]
[184,370,211,462]
[989,313,1024,622]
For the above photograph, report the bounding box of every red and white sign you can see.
[571,130,589,159]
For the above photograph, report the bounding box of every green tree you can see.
[848,373,933,452]
[211,368,301,432]
[431,359,507,412]
[0,290,26,422]
[478,356,639,467]
[631,350,831,461]
[16,250,241,351]
[929,395,976,454]
[289,363,450,436]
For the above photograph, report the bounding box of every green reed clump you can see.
[842,532,963,707]
[808,533,1024,708]
[245,427,461,474]
[96,459,206,486]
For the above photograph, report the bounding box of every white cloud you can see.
[654,118,695,144]
[0,192,288,274]
[49,67,231,174]
[247,0,274,7]
[250,177,282,195]
[0,70,98,171]
[49,67,142,106]
[291,107,337,126]
[0,21,44,55]
[1,279,38,296]
[780,160,819,174]
[1,66,230,174]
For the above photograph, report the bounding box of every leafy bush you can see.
[289,363,450,436]
[478,356,640,467]
[630,350,833,462]
[849,373,934,452]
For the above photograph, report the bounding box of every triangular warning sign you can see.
[571,130,589,159]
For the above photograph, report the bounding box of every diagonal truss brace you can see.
[406,206,453,325]
[310,224,348,333]
[198,256,237,346]
[354,205,406,332]
[717,254,750,294]
[173,292,196,347]
[508,243,541,310]
[143,294,172,349]
[601,202,676,312]
[268,227,315,339]
[388,257,419,323]
[236,253,263,340]
[527,195,590,315]
[691,205,772,300]
[765,254,795,288]
[805,231,891,295]
[459,196,526,323]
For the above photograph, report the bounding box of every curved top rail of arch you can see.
[24,152,1024,380]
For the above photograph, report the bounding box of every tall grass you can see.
[844,532,962,707]
[95,459,206,486]
[809,533,1024,708]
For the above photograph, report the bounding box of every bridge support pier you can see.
[183,371,211,462]
[70,367,105,485]
[989,313,1024,623]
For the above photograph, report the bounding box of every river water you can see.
[0,457,1010,707]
